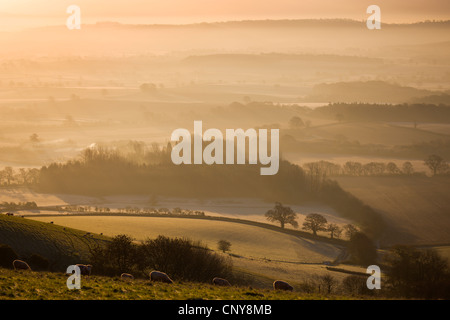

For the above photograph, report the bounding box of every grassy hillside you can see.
[0,267,351,300]
[0,215,109,270]
[335,176,450,246]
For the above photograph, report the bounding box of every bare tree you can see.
[265,202,298,229]
[217,240,232,253]
[343,224,359,239]
[302,213,328,236]
[402,161,414,175]
[424,154,448,176]
[327,223,342,239]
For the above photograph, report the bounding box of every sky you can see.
[0,0,449,31]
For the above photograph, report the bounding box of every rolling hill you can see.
[0,215,109,270]
[28,215,344,263]
[335,176,450,246]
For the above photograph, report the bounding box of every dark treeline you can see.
[309,103,450,123]
[282,136,450,159]
[0,201,38,211]
[302,160,422,179]
[35,145,385,238]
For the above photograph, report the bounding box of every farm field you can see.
[1,188,351,228]
[300,121,447,146]
[0,214,367,294]
[28,216,343,263]
[335,176,450,246]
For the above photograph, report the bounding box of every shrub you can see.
[341,275,374,296]
[347,232,378,265]
[217,240,232,253]
[90,234,137,276]
[28,254,49,270]
[0,244,18,268]
[137,235,232,282]
[383,245,450,299]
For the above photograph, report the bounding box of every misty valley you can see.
[0,15,449,301]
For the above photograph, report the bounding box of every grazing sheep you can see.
[13,260,31,271]
[212,277,231,287]
[150,271,173,284]
[75,264,93,276]
[121,273,134,281]
[273,280,293,291]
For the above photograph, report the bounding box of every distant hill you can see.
[3,19,449,57]
[182,53,383,68]
[305,81,434,104]
[0,215,109,270]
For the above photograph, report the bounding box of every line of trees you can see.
[59,205,206,216]
[302,154,449,183]
[264,202,359,240]
[0,201,38,211]
[0,167,40,186]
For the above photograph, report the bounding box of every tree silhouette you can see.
[289,116,305,128]
[302,213,328,236]
[217,240,232,253]
[343,224,359,239]
[326,223,342,239]
[265,202,298,229]
[424,154,448,176]
[402,161,414,175]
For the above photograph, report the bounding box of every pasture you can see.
[0,267,351,300]
[29,216,343,263]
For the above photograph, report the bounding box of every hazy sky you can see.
[1,0,449,30]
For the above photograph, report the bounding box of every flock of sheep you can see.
[12,259,294,292]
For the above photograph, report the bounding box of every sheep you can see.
[75,264,93,276]
[150,271,173,284]
[13,260,31,271]
[212,277,231,287]
[121,273,134,281]
[273,280,293,291]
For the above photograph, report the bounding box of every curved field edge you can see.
[24,212,347,246]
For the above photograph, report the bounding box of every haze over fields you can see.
[0,1,450,300]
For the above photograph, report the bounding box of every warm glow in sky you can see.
[0,0,449,30]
